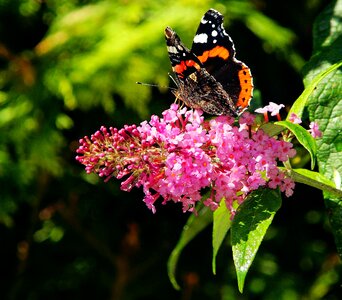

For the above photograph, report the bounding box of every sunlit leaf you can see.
[292,168,336,188]
[287,61,342,119]
[275,120,317,169]
[231,189,282,292]
[212,199,232,274]
[302,0,342,257]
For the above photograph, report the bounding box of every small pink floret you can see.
[309,122,322,138]
[289,113,302,124]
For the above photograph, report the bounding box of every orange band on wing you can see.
[236,65,253,109]
[197,46,230,63]
[173,60,200,77]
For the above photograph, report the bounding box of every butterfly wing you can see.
[165,26,202,81]
[191,9,253,113]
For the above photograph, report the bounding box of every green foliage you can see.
[231,188,282,292]
[290,168,337,191]
[212,199,231,275]
[303,0,342,257]
[287,61,342,119]
[276,120,317,169]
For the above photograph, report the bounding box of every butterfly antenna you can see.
[136,80,177,91]
[168,73,179,87]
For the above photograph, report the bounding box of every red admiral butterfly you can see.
[165,9,253,116]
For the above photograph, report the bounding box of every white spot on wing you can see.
[167,46,178,54]
[193,33,208,44]
[211,30,218,37]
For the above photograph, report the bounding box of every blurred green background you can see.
[0,0,341,299]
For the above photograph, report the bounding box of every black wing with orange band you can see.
[191,9,253,112]
[165,26,202,81]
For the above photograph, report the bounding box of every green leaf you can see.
[279,167,342,198]
[287,168,342,199]
[309,0,342,55]
[302,0,342,257]
[292,168,336,188]
[275,120,317,169]
[231,188,282,293]
[259,122,284,137]
[167,205,212,290]
[287,0,342,120]
[212,200,232,275]
[287,61,342,119]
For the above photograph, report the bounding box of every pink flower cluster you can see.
[76,104,296,214]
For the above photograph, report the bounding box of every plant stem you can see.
[288,170,342,199]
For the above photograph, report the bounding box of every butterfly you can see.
[165,8,253,116]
